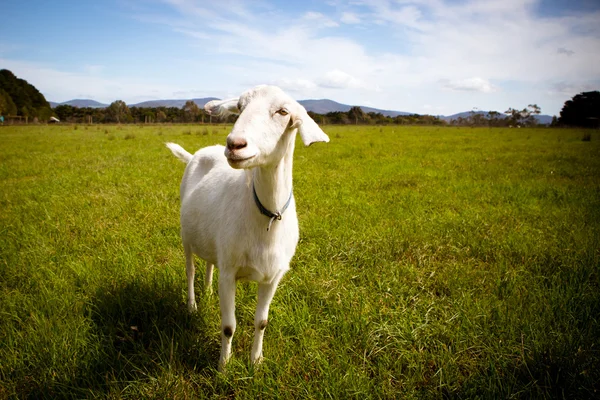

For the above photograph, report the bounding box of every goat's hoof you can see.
[187,301,197,313]
[251,355,264,366]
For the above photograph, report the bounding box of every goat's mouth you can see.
[226,152,256,167]
[224,145,258,168]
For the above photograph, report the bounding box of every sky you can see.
[1,0,599,116]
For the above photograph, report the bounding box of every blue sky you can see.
[1,0,599,116]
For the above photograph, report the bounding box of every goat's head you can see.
[205,85,329,169]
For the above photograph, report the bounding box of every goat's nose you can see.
[227,137,247,151]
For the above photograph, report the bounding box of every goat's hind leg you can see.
[184,245,197,313]
[204,263,214,295]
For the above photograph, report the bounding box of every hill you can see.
[52,99,109,108]
[299,99,411,117]
[0,69,52,119]
[130,98,218,108]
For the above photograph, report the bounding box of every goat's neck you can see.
[252,139,295,213]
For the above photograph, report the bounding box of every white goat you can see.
[166,85,329,370]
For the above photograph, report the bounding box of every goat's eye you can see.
[277,109,289,116]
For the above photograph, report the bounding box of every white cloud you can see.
[83,64,105,75]
[173,28,211,40]
[460,0,538,15]
[340,12,361,24]
[303,11,339,28]
[348,0,428,29]
[440,77,498,93]
[273,78,318,93]
[547,81,598,97]
[317,70,365,89]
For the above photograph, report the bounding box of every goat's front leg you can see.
[218,272,236,371]
[251,272,284,365]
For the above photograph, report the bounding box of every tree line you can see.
[1,69,598,128]
[52,100,235,124]
[448,105,543,127]
[310,107,447,126]
[51,102,450,125]
[47,102,549,127]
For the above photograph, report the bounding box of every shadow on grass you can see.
[94,276,218,364]
[27,275,220,398]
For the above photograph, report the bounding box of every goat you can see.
[166,85,329,370]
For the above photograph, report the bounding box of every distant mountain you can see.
[130,99,186,108]
[48,96,554,124]
[299,99,411,117]
[299,99,351,113]
[51,99,108,108]
[49,98,218,109]
[441,111,498,121]
[360,106,412,117]
[130,97,218,108]
[533,115,553,124]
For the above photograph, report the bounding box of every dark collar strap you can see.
[252,182,293,231]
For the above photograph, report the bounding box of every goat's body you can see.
[179,144,298,284]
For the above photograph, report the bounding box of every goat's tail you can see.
[165,142,192,164]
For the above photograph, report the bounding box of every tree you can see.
[0,88,17,116]
[106,100,130,123]
[54,104,75,122]
[183,100,200,122]
[469,112,486,126]
[348,106,365,125]
[326,111,350,124]
[558,91,600,128]
[487,111,503,127]
[504,104,541,126]
[526,104,541,125]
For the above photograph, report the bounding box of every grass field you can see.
[1,124,599,399]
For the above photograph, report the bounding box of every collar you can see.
[252,182,293,231]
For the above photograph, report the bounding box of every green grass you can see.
[1,124,599,398]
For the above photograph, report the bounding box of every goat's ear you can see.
[291,112,330,146]
[204,98,240,117]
